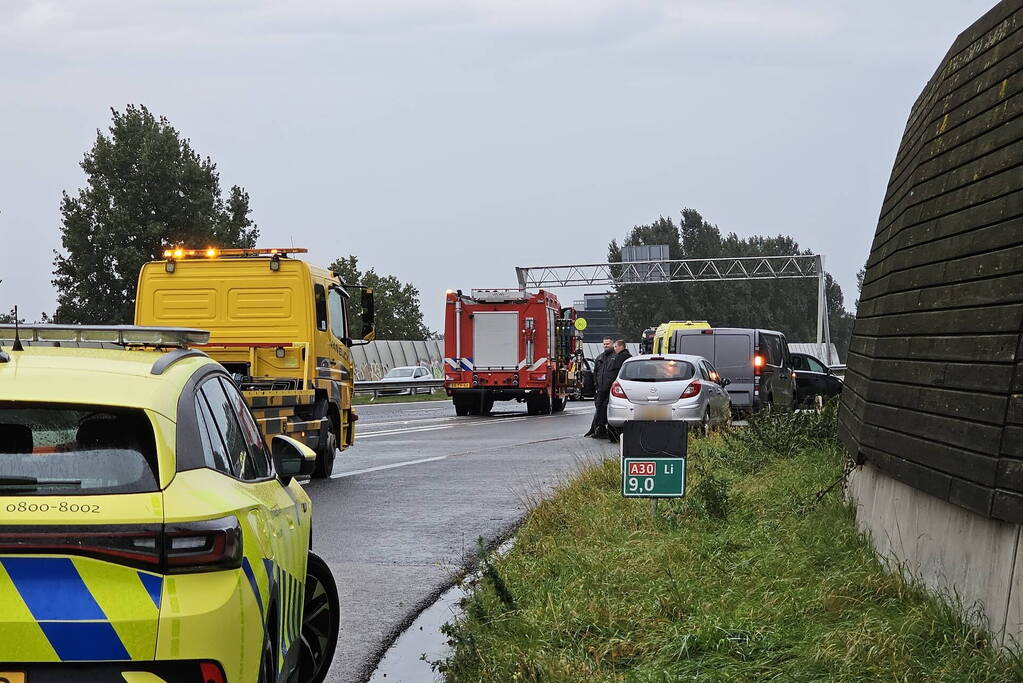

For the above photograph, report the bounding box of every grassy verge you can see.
[439,406,1022,681]
[352,391,448,406]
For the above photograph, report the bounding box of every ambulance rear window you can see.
[0,403,160,496]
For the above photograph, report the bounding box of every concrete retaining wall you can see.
[848,463,1023,643]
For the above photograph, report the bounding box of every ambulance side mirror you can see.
[272,435,316,485]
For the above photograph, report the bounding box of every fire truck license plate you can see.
[449,382,470,388]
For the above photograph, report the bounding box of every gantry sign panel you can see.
[839,0,1023,523]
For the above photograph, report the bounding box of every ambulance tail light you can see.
[0,517,241,573]
[199,661,227,683]
[0,525,163,569]
[163,516,243,574]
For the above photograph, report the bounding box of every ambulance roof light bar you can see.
[0,324,211,347]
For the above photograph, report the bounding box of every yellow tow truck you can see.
[134,247,374,478]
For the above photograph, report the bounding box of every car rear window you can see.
[0,403,159,496]
[619,359,695,382]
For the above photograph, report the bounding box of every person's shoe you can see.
[608,433,619,443]
[582,429,595,437]
[593,427,607,439]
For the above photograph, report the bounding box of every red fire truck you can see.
[443,288,584,416]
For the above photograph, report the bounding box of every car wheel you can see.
[298,553,340,683]
[699,409,711,438]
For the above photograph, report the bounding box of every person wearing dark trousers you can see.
[605,339,632,443]
[583,337,614,438]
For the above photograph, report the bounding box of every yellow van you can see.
[651,320,711,354]
[135,247,374,478]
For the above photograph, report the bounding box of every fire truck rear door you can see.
[472,311,519,369]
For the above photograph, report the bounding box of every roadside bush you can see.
[720,400,840,473]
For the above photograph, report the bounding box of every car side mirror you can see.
[272,435,317,485]
[720,378,731,387]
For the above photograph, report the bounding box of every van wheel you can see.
[298,553,340,683]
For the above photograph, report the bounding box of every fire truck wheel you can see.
[482,397,494,415]
[551,396,566,413]
[454,399,470,416]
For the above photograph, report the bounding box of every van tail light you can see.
[0,516,242,574]
[754,354,765,376]
[680,381,702,399]
[610,381,627,399]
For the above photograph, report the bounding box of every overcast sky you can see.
[0,0,998,332]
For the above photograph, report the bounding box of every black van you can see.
[669,327,796,413]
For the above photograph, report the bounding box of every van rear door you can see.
[712,333,753,409]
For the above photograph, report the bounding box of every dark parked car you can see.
[669,327,796,414]
[790,352,843,405]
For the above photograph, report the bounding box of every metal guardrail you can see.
[353,379,445,394]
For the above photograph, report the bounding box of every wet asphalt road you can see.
[301,397,612,682]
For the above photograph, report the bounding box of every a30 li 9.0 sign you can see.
[622,458,686,498]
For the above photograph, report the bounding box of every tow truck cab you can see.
[134,247,374,478]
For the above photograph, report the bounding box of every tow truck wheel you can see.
[312,428,337,479]
[297,553,340,683]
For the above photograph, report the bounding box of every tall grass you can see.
[438,406,1021,681]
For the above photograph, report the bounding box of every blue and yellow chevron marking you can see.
[0,557,129,661]
[241,557,264,617]
[0,557,163,662]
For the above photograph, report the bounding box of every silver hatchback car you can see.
[607,354,732,434]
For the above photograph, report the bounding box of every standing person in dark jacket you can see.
[583,337,614,438]
[605,339,632,443]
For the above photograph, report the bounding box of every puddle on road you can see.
[367,579,468,682]
[369,539,515,683]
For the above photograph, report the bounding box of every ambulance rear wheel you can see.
[297,553,340,683]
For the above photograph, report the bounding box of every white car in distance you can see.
[375,365,437,397]
[607,354,732,435]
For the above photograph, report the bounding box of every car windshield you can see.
[384,368,415,378]
[0,403,160,496]
[619,359,695,382]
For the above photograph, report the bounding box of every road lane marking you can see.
[358,425,454,438]
[328,456,449,479]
